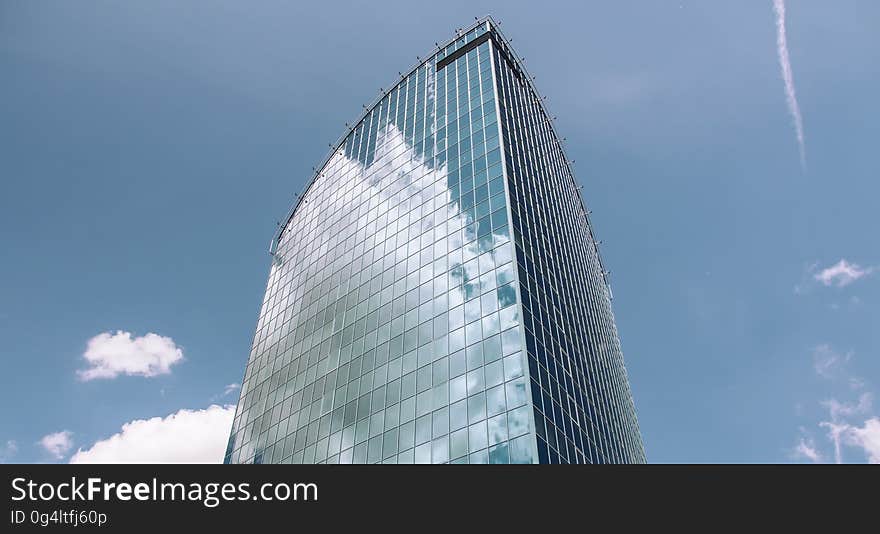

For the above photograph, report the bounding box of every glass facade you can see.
[225,18,645,464]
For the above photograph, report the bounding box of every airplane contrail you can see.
[773,0,806,169]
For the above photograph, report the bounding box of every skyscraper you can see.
[225,17,645,464]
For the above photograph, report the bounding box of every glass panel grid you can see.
[226,29,531,464]
[225,19,644,465]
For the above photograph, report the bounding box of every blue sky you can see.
[1,1,878,463]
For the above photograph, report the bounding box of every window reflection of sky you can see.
[227,27,531,464]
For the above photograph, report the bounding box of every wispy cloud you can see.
[0,440,18,463]
[821,396,871,463]
[812,344,850,379]
[813,259,873,288]
[39,431,74,460]
[793,436,823,463]
[823,393,873,421]
[797,347,878,463]
[211,383,241,402]
[77,331,184,381]
[773,0,806,169]
[820,420,847,464]
[793,261,820,295]
[820,410,879,465]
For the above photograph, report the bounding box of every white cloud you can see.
[0,440,18,463]
[40,431,74,460]
[820,415,880,465]
[842,418,880,464]
[813,259,873,288]
[793,437,823,463]
[78,331,184,381]
[70,405,235,464]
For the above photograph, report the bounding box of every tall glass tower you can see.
[225,17,645,464]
